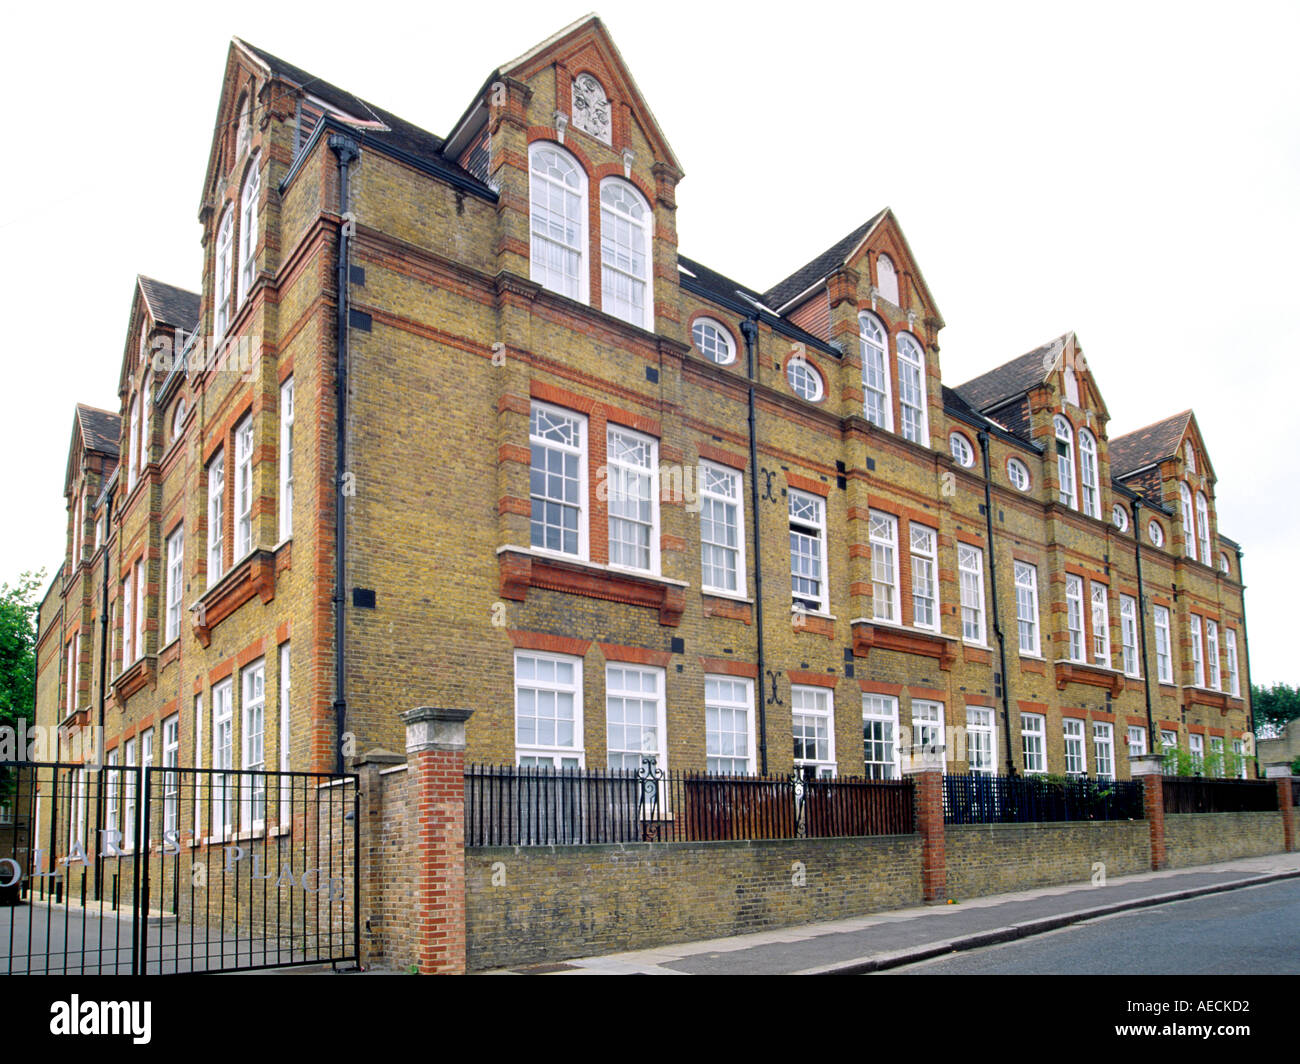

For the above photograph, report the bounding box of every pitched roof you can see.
[76,404,120,456]
[138,276,200,331]
[761,209,888,311]
[234,39,493,196]
[953,333,1071,414]
[1109,411,1192,478]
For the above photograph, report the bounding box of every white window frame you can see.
[1189,732,1205,773]
[1196,491,1211,563]
[705,675,756,775]
[1205,618,1221,690]
[1063,718,1087,776]
[1065,574,1086,662]
[133,561,145,664]
[910,700,946,771]
[241,659,266,831]
[1014,561,1041,656]
[863,694,901,780]
[1232,738,1247,779]
[605,663,666,772]
[786,356,824,402]
[949,432,974,468]
[279,642,291,819]
[214,207,234,340]
[605,425,660,575]
[792,686,836,778]
[1180,482,1197,561]
[599,178,654,329]
[1190,614,1205,688]
[1120,594,1139,677]
[909,523,939,631]
[237,155,260,306]
[1127,726,1147,758]
[514,650,584,768]
[789,490,828,615]
[529,402,588,560]
[1093,722,1114,780]
[1161,729,1178,769]
[234,416,254,560]
[1007,458,1030,492]
[876,253,899,304]
[528,142,588,303]
[1208,735,1225,778]
[870,510,901,624]
[1078,428,1099,517]
[958,543,986,644]
[1225,629,1240,697]
[279,376,294,542]
[105,749,120,838]
[859,312,893,431]
[211,678,235,839]
[699,461,746,597]
[65,638,76,715]
[692,318,735,365]
[966,706,996,775]
[1054,415,1077,509]
[162,714,179,837]
[895,333,929,446]
[207,449,225,588]
[1154,605,1173,684]
[1090,582,1111,666]
[128,394,139,492]
[165,527,183,645]
[1148,520,1164,548]
[123,737,137,852]
[120,576,133,669]
[1112,503,1129,532]
[193,693,204,834]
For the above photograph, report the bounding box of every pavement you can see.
[480,851,1300,975]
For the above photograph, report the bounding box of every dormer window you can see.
[896,333,929,446]
[529,143,587,303]
[571,73,611,144]
[692,318,735,365]
[859,312,892,430]
[1078,427,1099,518]
[876,254,899,305]
[600,179,653,329]
[237,155,261,307]
[1054,415,1076,509]
[214,207,234,340]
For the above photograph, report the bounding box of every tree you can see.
[0,569,45,802]
[1252,682,1300,736]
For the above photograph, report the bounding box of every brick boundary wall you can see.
[1162,812,1287,869]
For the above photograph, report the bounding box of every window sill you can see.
[497,546,687,626]
[702,590,752,604]
[111,655,157,701]
[1053,660,1125,697]
[850,619,956,671]
[192,548,277,647]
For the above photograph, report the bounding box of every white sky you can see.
[2,0,1296,685]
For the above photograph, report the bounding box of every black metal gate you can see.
[0,761,358,974]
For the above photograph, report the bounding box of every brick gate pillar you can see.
[1264,765,1295,853]
[401,706,474,975]
[1130,753,1166,870]
[904,764,945,902]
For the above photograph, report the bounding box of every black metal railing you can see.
[1162,776,1278,814]
[943,772,1144,825]
[464,761,914,846]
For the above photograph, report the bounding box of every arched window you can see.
[172,399,187,442]
[1063,365,1080,407]
[692,318,735,364]
[859,312,892,430]
[214,207,234,340]
[127,394,139,492]
[236,94,251,156]
[1179,481,1196,560]
[1196,491,1211,562]
[876,254,899,305]
[1219,552,1231,576]
[786,357,824,402]
[529,143,587,302]
[949,432,974,468]
[1054,415,1076,509]
[1148,520,1164,547]
[237,155,261,306]
[896,333,928,446]
[1184,441,1196,475]
[1112,503,1129,532]
[1007,458,1030,492]
[138,321,148,366]
[600,179,653,329]
[1078,427,1099,518]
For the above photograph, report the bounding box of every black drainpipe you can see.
[977,430,1016,776]
[738,314,768,775]
[93,492,113,900]
[329,133,359,776]
[1233,546,1257,775]
[1131,496,1157,752]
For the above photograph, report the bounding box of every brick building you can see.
[35,14,1254,836]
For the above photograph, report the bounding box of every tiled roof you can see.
[236,39,493,197]
[1109,411,1192,478]
[953,333,1069,414]
[761,209,888,311]
[76,404,120,456]
[138,276,200,331]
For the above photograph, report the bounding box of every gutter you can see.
[1131,497,1157,752]
[329,133,360,776]
[92,491,112,901]
[977,430,1016,776]
[738,314,769,775]
[1234,546,1258,774]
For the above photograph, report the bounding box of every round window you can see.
[949,433,974,468]
[1112,503,1129,531]
[1148,520,1164,547]
[692,318,735,365]
[786,357,823,402]
[1007,458,1030,491]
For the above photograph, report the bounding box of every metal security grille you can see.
[0,761,357,975]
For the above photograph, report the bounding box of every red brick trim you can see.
[599,643,671,667]
[908,686,947,701]
[237,638,266,669]
[1061,707,1089,719]
[787,670,838,688]
[795,615,835,639]
[1159,719,1180,730]
[697,442,746,470]
[860,680,905,696]
[786,471,831,497]
[193,549,276,648]
[507,630,592,657]
[954,530,986,548]
[498,443,531,465]
[498,550,685,626]
[1089,709,1116,722]
[699,657,757,678]
[1054,661,1125,696]
[208,657,235,685]
[702,595,752,624]
[1021,658,1047,676]
[498,496,531,516]
[1018,700,1049,714]
[962,645,993,666]
[852,621,955,671]
[275,620,291,644]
